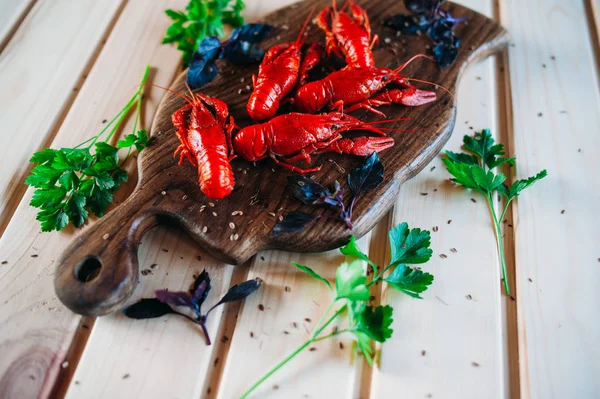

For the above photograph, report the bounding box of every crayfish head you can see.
[233,124,269,162]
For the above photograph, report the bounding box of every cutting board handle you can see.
[54,188,158,316]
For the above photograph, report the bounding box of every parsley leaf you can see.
[389,222,433,266]
[25,67,151,232]
[340,235,377,275]
[293,263,332,291]
[163,0,246,67]
[443,129,546,295]
[385,264,434,298]
[353,304,394,342]
[335,260,370,301]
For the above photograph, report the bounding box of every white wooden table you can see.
[0,0,598,398]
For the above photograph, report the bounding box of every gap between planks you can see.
[0,0,128,238]
[0,0,38,55]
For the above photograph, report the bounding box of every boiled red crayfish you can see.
[316,0,377,69]
[232,112,397,173]
[294,55,438,116]
[246,10,322,121]
[171,91,236,199]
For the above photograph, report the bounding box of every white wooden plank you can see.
[371,0,508,397]
[500,0,600,397]
[0,0,187,397]
[65,227,235,399]
[0,0,36,52]
[0,0,123,234]
[216,235,373,399]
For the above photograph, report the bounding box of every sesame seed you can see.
[268,212,276,217]
[161,191,166,195]
[384,37,391,44]
[278,215,284,222]
[208,202,215,207]
[182,195,188,200]
[229,222,235,229]
[212,212,218,217]
[233,233,239,241]
[102,233,109,240]
[202,226,208,233]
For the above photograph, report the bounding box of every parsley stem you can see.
[486,194,510,295]
[239,340,312,399]
[310,301,336,340]
[312,328,349,343]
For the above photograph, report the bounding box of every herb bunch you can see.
[241,222,434,398]
[283,153,384,231]
[443,129,547,295]
[384,0,467,67]
[123,270,261,345]
[163,0,246,66]
[25,66,151,232]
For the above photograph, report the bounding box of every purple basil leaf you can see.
[287,175,329,205]
[222,23,274,65]
[156,290,196,313]
[403,0,442,15]
[122,298,173,319]
[191,269,211,307]
[187,36,221,89]
[433,41,458,68]
[347,153,384,197]
[271,211,319,235]
[384,14,432,34]
[207,278,262,316]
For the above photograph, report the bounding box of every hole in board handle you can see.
[75,256,102,282]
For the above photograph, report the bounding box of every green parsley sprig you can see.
[443,129,547,295]
[25,66,151,232]
[162,0,245,66]
[241,223,434,398]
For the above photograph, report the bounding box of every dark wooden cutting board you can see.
[55,0,508,316]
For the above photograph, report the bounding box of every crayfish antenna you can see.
[147,83,194,106]
[403,78,455,99]
[393,54,435,74]
[296,5,317,45]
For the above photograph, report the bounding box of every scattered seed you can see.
[221,336,229,343]
[260,256,265,261]
[273,385,279,390]
[305,318,311,322]
[141,269,152,276]
[470,198,477,203]
[420,192,428,196]
[202,226,208,233]
[229,222,236,229]
[339,342,344,349]
[384,37,391,44]
[551,55,556,60]
[200,205,206,212]
[309,347,317,352]
[1,261,7,265]
[162,249,168,252]
[240,77,245,83]
[471,362,480,367]
[508,224,513,228]
[285,286,291,292]
[450,248,457,253]
[150,263,158,269]
[537,112,543,117]
[231,211,239,216]
[250,331,254,338]
[102,233,109,240]
[268,212,276,217]
[282,24,289,30]
[258,304,265,311]
[560,209,565,214]
[62,361,69,368]
[278,215,284,222]
[233,233,239,241]
[161,191,166,195]
[528,278,533,282]
[447,220,452,224]
[102,119,107,124]
[466,294,473,300]
[123,374,130,379]
[510,296,516,301]
[432,226,438,232]
[421,350,426,356]
[542,63,546,68]
[245,85,251,90]
[212,212,218,217]
[439,254,447,259]
[283,331,290,335]
[229,234,235,241]
[208,202,215,207]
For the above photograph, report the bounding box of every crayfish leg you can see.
[269,153,322,174]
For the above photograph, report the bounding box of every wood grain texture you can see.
[0,0,123,236]
[55,0,509,317]
[371,2,510,398]
[0,0,36,53]
[215,235,372,399]
[0,0,186,397]
[500,0,600,397]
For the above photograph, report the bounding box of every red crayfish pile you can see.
[172,1,439,199]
